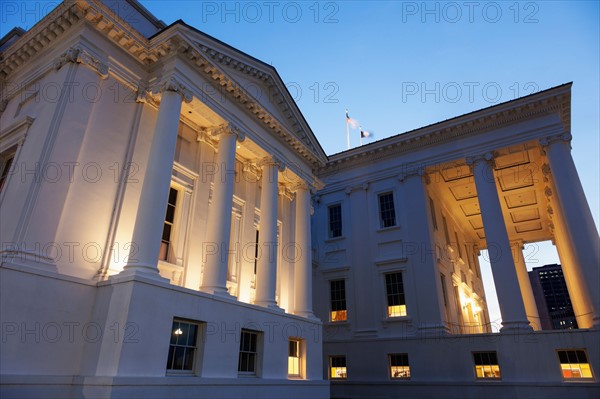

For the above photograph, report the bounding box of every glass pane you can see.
[174,346,185,370]
[183,348,195,371]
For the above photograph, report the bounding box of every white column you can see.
[467,153,532,332]
[293,181,315,318]
[122,79,192,278]
[541,133,600,328]
[200,125,244,295]
[255,157,283,309]
[399,169,449,336]
[511,240,541,330]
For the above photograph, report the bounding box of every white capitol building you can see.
[0,1,598,398]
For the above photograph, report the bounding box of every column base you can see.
[293,310,319,321]
[119,265,170,283]
[500,320,534,333]
[254,300,284,312]
[199,285,235,299]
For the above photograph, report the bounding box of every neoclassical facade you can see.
[314,83,600,398]
[0,1,599,399]
[1,1,327,398]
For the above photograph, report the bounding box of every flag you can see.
[360,128,373,139]
[345,109,359,129]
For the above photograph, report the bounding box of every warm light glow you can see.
[388,305,407,317]
[330,366,347,379]
[561,363,593,379]
[174,328,183,335]
[331,310,347,322]
[288,356,300,376]
[475,365,501,379]
[390,365,410,379]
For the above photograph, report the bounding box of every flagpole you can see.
[345,109,350,149]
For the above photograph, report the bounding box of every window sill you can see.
[238,373,258,378]
[326,320,350,326]
[376,225,400,233]
[382,316,411,324]
[325,236,346,243]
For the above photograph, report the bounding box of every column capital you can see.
[465,151,496,168]
[291,180,310,192]
[153,77,193,103]
[259,155,286,172]
[539,132,572,148]
[55,46,109,79]
[278,184,295,200]
[510,239,525,250]
[397,167,425,182]
[211,123,245,142]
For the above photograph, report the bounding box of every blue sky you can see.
[2,0,598,327]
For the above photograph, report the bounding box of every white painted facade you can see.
[0,1,327,398]
[0,1,599,399]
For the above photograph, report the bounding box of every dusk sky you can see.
[2,0,598,327]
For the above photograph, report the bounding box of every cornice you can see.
[320,85,571,175]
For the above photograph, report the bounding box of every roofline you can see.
[328,82,573,159]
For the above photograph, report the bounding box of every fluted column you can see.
[541,133,600,328]
[200,125,245,295]
[255,157,283,309]
[511,240,541,330]
[467,153,532,332]
[122,79,192,278]
[293,181,315,318]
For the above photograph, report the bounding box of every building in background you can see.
[529,264,578,330]
[0,1,599,399]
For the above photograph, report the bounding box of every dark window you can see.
[429,197,438,230]
[253,229,259,275]
[330,280,347,322]
[328,204,342,238]
[386,272,406,317]
[238,329,259,374]
[166,320,198,372]
[378,192,396,228]
[159,187,178,261]
[0,147,17,193]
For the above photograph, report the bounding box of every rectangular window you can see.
[473,351,501,379]
[166,319,198,373]
[558,350,594,379]
[378,192,396,228]
[386,272,407,317]
[429,196,438,230]
[330,280,347,322]
[0,146,17,193]
[389,353,410,379]
[329,356,347,379]
[159,187,178,261]
[440,273,448,308]
[288,339,302,377]
[238,329,260,375]
[328,204,342,238]
[455,232,463,259]
[253,229,259,275]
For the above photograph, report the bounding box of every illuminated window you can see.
[442,215,450,245]
[159,187,178,261]
[386,272,407,317]
[389,353,410,379]
[166,320,198,373]
[288,339,302,377]
[330,280,347,322]
[0,146,16,193]
[330,356,347,379]
[378,192,396,228]
[558,350,594,379]
[328,204,342,238]
[473,351,501,379]
[238,329,260,375]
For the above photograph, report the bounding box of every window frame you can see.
[385,272,407,318]
[238,329,262,376]
[0,145,17,194]
[389,353,411,379]
[329,279,348,322]
[557,349,594,380]
[327,203,343,238]
[378,191,397,229]
[472,351,501,380]
[159,186,180,263]
[288,338,304,378]
[329,355,347,380]
[166,319,201,375]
